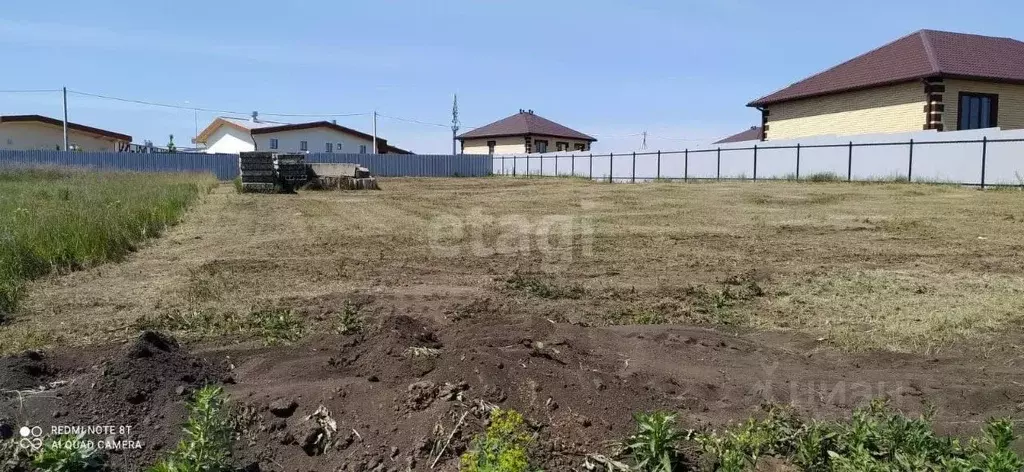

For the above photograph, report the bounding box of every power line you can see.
[66,90,369,118]
[378,113,448,128]
[0,89,62,93]
[647,134,708,142]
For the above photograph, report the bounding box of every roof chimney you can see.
[251,111,259,123]
[519,109,524,114]
[332,119,337,124]
[528,109,534,115]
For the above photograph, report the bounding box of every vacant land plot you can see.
[2,177,1023,470]
[7,177,1023,354]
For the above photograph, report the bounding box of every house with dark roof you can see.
[747,29,1024,141]
[457,110,595,154]
[0,115,132,152]
[195,112,409,154]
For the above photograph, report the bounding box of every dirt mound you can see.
[215,313,1024,471]
[0,331,225,471]
[0,350,50,391]
[319,314,444,383]
[3,317,1024,471]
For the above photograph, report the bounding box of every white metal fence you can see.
[492,128,1024,187]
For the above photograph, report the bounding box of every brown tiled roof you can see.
[457,110,596,141]
[713,126,762,144]
[748,30,1024,107]
[0,114,132,142]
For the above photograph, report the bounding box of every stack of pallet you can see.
[275,153,309,190]
[305,163,380,190]
[238,152,276,192]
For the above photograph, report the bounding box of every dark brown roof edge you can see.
[747,72,1024,107]
[387,145,414,154]
[250,121,387,147]
[747,76,926,107]
[0,114,132,142]
[457,131,597,142]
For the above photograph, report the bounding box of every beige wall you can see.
[462,136,525,155]
[253,127,375,154]
[942,79,1024,131]
[0,122,125,151]
[462,135,592,154]
[765,82,927,140]
[529,135,591,153]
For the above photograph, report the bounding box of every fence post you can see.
[571,153,575,176]
[631,152,636,183]
[540,153,544,176]
[609,152,614,183]
[525,154,529,178]
[716,147,721,181]
[907,139,914,182]
[795,143,801,180]
[847,141,853,182]
[753,144,758,181]
[589,153,593,180]
[554,153,558,176]
[684,149,689,182]
[981,136,988,189]
[513,155,517,176]
[656,150,661,180]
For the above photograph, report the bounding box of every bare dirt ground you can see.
[2,178,1024,471]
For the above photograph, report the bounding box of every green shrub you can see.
[693,400,1024,471]
[149,386,232,472]
[460,408,536,472]
[232,176,243,194]
[32,433,104,472]
[625,412,690,471]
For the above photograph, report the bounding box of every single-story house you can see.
[747,29,1024,141]
[0,114,132,152]
[457,110,596,154]
[195,113,408,154]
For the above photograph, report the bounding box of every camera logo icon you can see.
[19,426,43,451]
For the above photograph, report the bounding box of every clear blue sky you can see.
[1,0,1021,153]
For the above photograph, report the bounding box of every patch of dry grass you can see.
[4,177,1024,355]
[763,269,1024,352]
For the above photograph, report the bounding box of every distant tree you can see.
[167,134,177,153]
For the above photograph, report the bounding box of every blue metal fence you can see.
[305,153,492,177]
[0,150,494,180]
[0,150,240,180]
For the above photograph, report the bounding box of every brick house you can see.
[457,110,595,155]
[747,30,1024,141]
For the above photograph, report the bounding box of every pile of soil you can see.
[2,315,1023,471]
[0,331,225,471]
[0,351,51,391]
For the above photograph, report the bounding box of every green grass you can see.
[617,400,1023,471]
[135,308,306,344]
[804,172,844,182]
[503,272,585,299]
[0,168,214,318]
